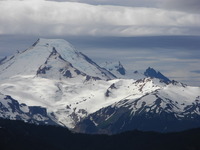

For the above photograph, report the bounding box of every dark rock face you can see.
[116,62,126,75]
[75,108,200,134]
[0,57,7,65]
[37,66,51,75]
[36,48,75,79]
[32,38,40,47]
[105,83,117,97]
[85,75,101,81]
[74,69,81,75]
[110,83,117,89]
[105,90,111,97]
[0,94,58,126]
[75,95,200,134]
[29,106,47,115]
[79,52,98,66]
[144,67,171,83]
[63,70,72,78]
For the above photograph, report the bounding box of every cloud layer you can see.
[49,0,200,13]
[0,0,200,36]
[1,0,200,86]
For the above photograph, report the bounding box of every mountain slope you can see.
[0,93,57,125]
[75,82,200,134]
[101,61,126,77]
[0,38,200,134]
[144,67,171,83]
[0,38,115,80]
[36,47,97,82]
[101,61,171,83]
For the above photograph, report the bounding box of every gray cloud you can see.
[160,0,200,14]
[3,0,200,14]
[0,0,200,86]
[48,0,159,7]
[48,0,200,13]
[0,1,200,37]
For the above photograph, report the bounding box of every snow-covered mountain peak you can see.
[0,38,115,80]
[101,61,126,79]
[31,38,79,57]
[36,47,93,81]
[144,67,171,83]
[0,92,58,125]
[0,38,200,134]
[34,38,73,46]
[101,61,171,83]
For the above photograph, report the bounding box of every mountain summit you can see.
[0,38,115,80]
[0,38,200,134]
[144,67,171,83]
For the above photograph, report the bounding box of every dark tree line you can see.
[0,118,200,150]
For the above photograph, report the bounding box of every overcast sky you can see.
[0,0,200,86]
[1,0,200,36]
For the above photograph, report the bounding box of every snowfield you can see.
[0,38,199,130]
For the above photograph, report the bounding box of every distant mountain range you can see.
[0,38,200,134]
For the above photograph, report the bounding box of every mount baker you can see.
[0,38,199,134]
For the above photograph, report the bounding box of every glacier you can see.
[0,38,199,133]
